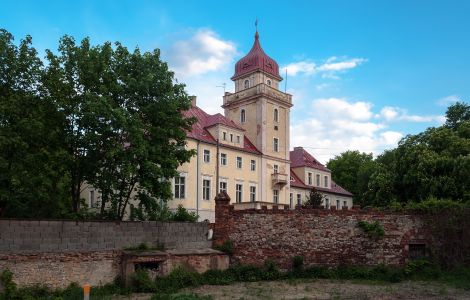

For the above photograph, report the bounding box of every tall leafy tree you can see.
[326,150,377,206]
[0,29,69,217]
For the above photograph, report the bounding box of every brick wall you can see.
[0,219,211,252]
[214,197,430,269]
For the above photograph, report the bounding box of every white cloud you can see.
[282,56,366,78]
[436,95,461,107]
[291,98,397,163]
[166,29,237,77]
[379,106,443,123]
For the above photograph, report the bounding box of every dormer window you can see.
[244,80,250,89]
[274,108,279,123]
[222,132,227,141]
[240,109,246,123]
[267,79,271,86]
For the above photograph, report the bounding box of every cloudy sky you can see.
[2,0,469,162]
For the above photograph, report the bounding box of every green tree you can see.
[326,150,377,207]
[0,29,69,218]
[303,187,323,207]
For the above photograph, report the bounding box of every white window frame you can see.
[174,173,187,199]
[219,180,227,193]
[250,160,256,171]
[316,174,320,186]
[273,189,279,204]
[202,178,211,201]
[220,153,227,166]
[273,164,279,174]
[203,149,210,163]
[273,137,279,152]
[324,175,328,188]
[249,185,256,202]
[336,199,340,209]
[236,184,243,203]
[236,156,242,169]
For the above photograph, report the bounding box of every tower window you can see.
[273,138,279,152]
[274,108,279,122]
[240,109,246,123]
[244,80,250,89]
[267,79,272,86]
[273,164,279,174]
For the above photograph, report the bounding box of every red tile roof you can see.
[290,169,352,196]
[290,171,309,189]
[290,147,330,172]
[182,105,260,154]
[232,31,282,81]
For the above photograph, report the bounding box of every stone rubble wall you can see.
[214,197,430,269]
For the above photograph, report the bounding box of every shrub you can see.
[155,267,203,294]
[131,269,156,292]
[357,220,385,239]
[214,240,233,255]
[171,205,199,222]
[292,256,304,272]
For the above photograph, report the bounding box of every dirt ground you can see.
[117,279,470,300]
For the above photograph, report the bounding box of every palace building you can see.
[166,30,353,221]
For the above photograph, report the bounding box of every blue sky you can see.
[2,0,469,162]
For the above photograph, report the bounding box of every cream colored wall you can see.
[206,124,245,148]
[289,187,353,209]
[169,138,261,222]
[292,167,331,189]
[235,73,280,92]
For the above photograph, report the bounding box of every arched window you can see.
[244,80,250,89]
[273,108,279,122]
[240,109,246,123]
[267,79,271,86]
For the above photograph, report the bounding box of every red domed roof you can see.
[231,31,282,81]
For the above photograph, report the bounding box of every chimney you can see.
[189,95,197,106]
[294,146,303,151]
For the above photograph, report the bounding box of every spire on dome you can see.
[231,26,282,81]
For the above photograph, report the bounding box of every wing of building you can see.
[166,30,353,221]
[81,29,353,221]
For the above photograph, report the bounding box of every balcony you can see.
[222,83,292,107]
[271,173,288,187]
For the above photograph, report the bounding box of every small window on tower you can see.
[240,109,246,123]
[244,80,250,89]
[267,79,271,86]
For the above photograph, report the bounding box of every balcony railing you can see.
[223,83,292,106]
[272,173,288,186]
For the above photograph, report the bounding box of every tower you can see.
[222,30,293,205]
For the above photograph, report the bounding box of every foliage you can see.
[170,205,198,222]
[327,101,470,208]
[326,151,377,207]
[214,239,234,255]
[292,256,304,272]
[302,187,323,207]
[0,29,195,219]
[357,220,385,239]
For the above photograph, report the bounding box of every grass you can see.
[1,258,469,299]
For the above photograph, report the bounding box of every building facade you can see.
[166,31,353,221]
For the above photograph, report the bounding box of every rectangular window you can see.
[316,174,320,186]
[203,149,210,163]
[236,135,240,143]
[220,153,227,166]
[343,200,347,208]
[89,190,95,208]
[222,132,227,140]
[219,181,227,193]
[273,164,279,174]
[250,186,256,202]
[290,193,293,208]
[273,190,279,203]
[230,133,233,142]
[236,156,242,169]
[236,184,243,203]
[297,193,301,206]
[273,138,279,152]
[250,160,256,171]
[336,199,340,209]
[308,172,312,185]
[203,179,211,200]
[174,176,185,199]
[324,176,328,187]
[325,198,330,209]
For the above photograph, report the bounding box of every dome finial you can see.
[255,18,259,39]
